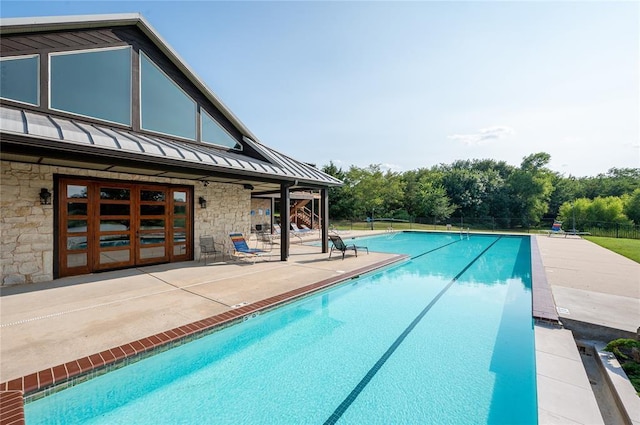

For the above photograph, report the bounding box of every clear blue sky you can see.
[2,1,638,177]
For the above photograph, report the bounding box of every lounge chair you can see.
[548,220,564,237]
[291,223,313,236]
[229,232,271,263]
[328,234,368,260]
[273,223,302,242]
[257,228,277,247]
[546,220,591,238]
[199,235,224,263]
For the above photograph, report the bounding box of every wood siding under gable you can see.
[1,28,126,55]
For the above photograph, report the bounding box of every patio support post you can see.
[269,197,274,233]
[321,188,329,253]
[280,183,290,260]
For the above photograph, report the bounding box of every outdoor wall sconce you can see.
[39,188,52,205]
[198,196,207,209]
[243,184,254,191]
[201,180,209,187]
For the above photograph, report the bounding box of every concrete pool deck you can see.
[534,234,640,425]
[1,231,638,424]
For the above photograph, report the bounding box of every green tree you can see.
[438,159,513,221]
[321,161,353,220]
[345,165,405,220]
[507,153,554,227]
[557,198,591,230]
[418,181,457,223]
[558,196,631,230]
[624,189,640,224]
[579,167,640,198]
[382,169,406,218]
[547,174,580,219]
[440,167,486,217]
[401,169,456,221]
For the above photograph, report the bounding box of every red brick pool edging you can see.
[530,236,560,324]
[0,254,406,419]
[0,392,24,425]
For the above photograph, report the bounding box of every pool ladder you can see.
[460,227,470,240]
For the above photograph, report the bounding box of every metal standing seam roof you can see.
[0,105,343,186]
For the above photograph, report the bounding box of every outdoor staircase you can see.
[290,200,321,229]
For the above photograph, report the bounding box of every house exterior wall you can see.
[250,198,272,230]
[0,160,250,286]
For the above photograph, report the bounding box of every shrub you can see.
[605,338,640,395]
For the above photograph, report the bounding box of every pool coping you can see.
[530,236,560,324]
[0,254,407,409]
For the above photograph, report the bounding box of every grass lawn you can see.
[584,236,640,264]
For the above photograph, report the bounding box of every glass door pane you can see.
[96,185,133,269]
[137,187,168,263]
[171,189,190,260]
[61,182,90,274]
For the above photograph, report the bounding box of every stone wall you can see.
[195,183,252,257]
[250,198,272,231]
[0,162,54,285]
[0,160,250,286]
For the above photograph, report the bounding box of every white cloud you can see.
[448,126,515,146]
[380,163,403,172]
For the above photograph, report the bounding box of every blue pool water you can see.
[26,232,537,424]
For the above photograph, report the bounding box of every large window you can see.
[0,55,39,105]
[4,46,242,148]
[201,109,242,150]
[50,47,131,125]
[140,51,196,140]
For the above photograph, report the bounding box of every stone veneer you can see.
[0,160,250,286]
[250,198,272,230]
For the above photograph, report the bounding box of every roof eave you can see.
[0,13,143,34]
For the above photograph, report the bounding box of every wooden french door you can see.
[58,178,192,277]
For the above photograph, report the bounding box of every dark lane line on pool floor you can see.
[410,238,463,260]
[323,236,503,425]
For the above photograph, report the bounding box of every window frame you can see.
[138,50,198,141]
[200,107,243,151]
[48,45,133,126]
[0,53,41,107]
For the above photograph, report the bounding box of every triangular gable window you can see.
[201,109,242,150]
[140,51,196,140]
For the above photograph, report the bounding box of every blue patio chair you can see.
[229,232,271,263]
[548,221,564,237]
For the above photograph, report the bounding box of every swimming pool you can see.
[25,232,537,424]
